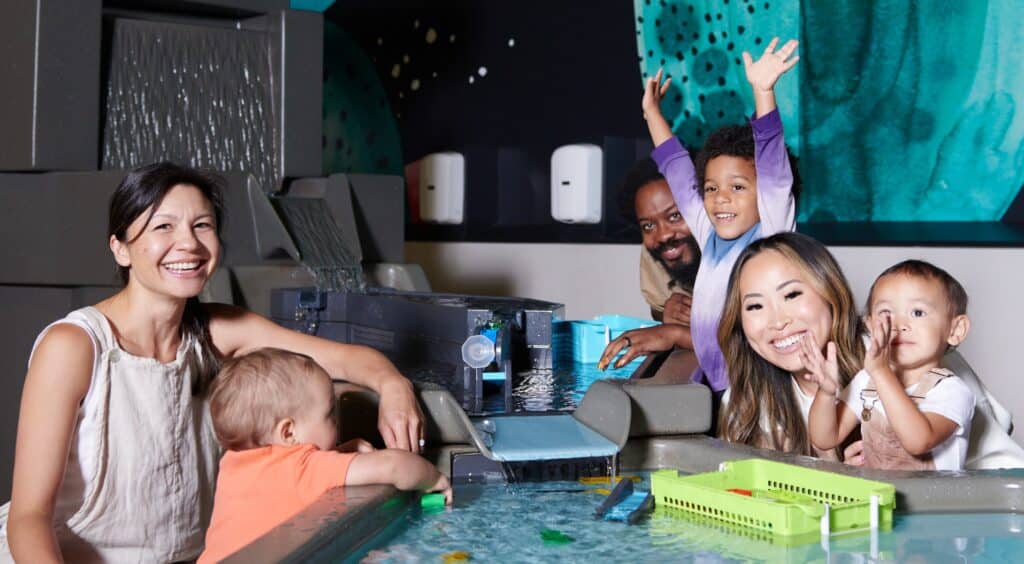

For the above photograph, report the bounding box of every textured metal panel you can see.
[0,0,101,171]
[101,17,280,192]
[105,0,287,16]
[277,9,323,179]
[0,171,123,285]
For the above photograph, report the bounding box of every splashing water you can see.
[273,197,365,292]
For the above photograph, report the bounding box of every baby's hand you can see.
[742,37,799,93]
[642,68,672,122]
[799,332,840,396]
[430,472,453,505]
[338,438,376,453]
[843,440,865,467]
[865,314,895,377]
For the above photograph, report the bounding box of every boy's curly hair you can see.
[693,124,802,204]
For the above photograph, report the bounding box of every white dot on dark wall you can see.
[377,37,383,46]
[468,76,475,84]
[450,34,456,43]
[403,54,410,63]
[411,79,421,91]
[432,71,438,78]
[478,66,488,77]
[391,64,401,78]
[426,28,437,44]
[508,38,515,47]
[399,91,404,98]
[414,19,420,29]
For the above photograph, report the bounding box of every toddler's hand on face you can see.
[864,314,895,377]
[338,438,376,453]
[799,332,840,396]
[742,37,799,93]
[642,68,672,121]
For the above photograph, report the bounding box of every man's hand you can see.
[597,324,686,371]
[662,293,692,327]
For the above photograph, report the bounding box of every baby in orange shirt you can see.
[199,348,451,563]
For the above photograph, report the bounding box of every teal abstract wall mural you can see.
[800,0,1024,223]
[635,0,1024,225]
[322,21,404,176]
[634,0,800,156]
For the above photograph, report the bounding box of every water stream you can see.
[273,196,365,292]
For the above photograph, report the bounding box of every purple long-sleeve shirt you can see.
[651,109,796,392]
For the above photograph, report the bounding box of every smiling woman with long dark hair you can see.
[0,162,424,563]
[717,232,864,459]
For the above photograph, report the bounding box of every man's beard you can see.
[648,236,701,290]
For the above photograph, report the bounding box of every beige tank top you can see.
[0,306,221,562]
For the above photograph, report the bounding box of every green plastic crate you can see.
[651,459,895,539]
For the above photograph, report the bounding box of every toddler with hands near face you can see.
[806,261,975,470]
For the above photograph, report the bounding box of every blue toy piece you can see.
[594,477,654,525]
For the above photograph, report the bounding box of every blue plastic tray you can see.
[553,314,659,363]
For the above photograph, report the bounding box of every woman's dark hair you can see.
[108,161,226,395]
[693,123,802,204]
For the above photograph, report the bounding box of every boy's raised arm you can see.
[743,37,799,119]
[643,68,709,242]
[745,37,799,234]
[642,68,674,147]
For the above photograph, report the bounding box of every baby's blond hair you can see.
[208,347,330,451]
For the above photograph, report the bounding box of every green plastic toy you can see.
[540,529,574,545]
[420,493,447,511]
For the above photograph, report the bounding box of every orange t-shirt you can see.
[198,444,357,563]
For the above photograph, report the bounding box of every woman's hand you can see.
[376,378,424,453]
[597,324,683,371]
[799,332,840,396]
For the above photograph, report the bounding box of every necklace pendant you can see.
[862,407,872,422]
